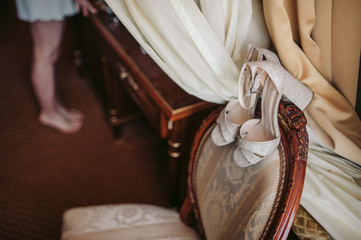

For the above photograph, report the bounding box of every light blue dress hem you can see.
[15,0,79,23]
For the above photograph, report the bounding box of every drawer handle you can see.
[118,64,139,90]
[127,75,139,90]
[118,65,128,80]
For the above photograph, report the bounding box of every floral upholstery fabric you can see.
[61,204,199,240]
[195,127,284,240]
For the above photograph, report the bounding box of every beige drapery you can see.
[104,0,270,104]
[263,1,361,238]
[263,0,361,165]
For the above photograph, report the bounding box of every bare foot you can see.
[57,104,84,122]
[39,111,83,134]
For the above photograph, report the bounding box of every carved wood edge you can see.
[265,101,308,240]
[180,100,308,240]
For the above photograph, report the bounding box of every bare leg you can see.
[30,20,83,133]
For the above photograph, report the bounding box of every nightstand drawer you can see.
[116,62,162,133]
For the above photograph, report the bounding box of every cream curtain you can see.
[302,127,361,239]
[104,0,270,104]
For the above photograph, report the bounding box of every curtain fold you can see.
[302,127,361,240]
[104,0,270,104]
[263,1,361,238]
[263,0,361,165]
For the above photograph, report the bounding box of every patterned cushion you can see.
[194,126,285,240]
[61,204,199,240]
[292,205,331,240]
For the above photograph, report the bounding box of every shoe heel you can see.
[248,61,313,111]
[282,74,313,110]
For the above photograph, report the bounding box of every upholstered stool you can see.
[62,204,199,240]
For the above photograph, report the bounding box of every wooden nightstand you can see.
[72,4,218,205]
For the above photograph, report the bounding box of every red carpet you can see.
[0,1,170,239]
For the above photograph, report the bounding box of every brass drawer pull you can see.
[118,64,128,80]
[118,64,139,90]
[127,75,139,90]
[120,71,128,80]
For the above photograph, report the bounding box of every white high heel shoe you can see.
[211,47,279,146]
[233,61,313,167]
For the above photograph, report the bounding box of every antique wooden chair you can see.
[61,100,308,240]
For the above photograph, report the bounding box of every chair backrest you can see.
[180,100,308,240]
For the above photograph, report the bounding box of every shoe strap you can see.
[236,135,280,164]
[217,107,240,143]
[247,46,280,63]
[246,61,313,111]
[238,65,261,111]
[238,46,280,114]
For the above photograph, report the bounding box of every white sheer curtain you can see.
[104,0,270,104]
